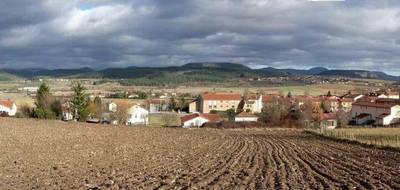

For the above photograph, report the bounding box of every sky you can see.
[0,0,399,75]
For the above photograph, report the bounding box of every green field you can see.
[313,128,400,148]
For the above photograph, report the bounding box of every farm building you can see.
[181,113,221,128]
[0,100,17,116]
[127,105,149,126]
[235,112,259,122]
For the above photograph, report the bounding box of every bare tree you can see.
[115,102,130,125]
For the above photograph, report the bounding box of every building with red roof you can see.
[198,92,242,113]
[181,113,221,128]
[0,100,17,116]
[351,100,400,126]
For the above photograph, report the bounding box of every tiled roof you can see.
[201,93,241,101]
[181,113,221,123]
[322,113,336,120]
[353,101,397,109]
[181,114,200,123]
[0,100,15,109]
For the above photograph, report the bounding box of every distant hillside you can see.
[260,67,329,76]
[181,62,251,70]
[4,67,94,78]
[0,71,22,81]
[318,70,399,81]
[102,63,285,85]
[1,63,398,83]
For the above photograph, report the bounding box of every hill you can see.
[318,70,399,81]
[0,71,22,81]
[0,63,398,83]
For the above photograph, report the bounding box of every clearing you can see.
[0,118,399,189]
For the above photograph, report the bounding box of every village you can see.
[1,81,399,129]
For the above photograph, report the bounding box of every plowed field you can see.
[0,118,399,189]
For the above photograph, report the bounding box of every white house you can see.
[181,113,221,128]
[0,100,17,116]
[108,102,117,113]
[127,105,149,126]
[378,92,400,99]
[351,101,400,126]
[243,94,263,113]
[235,112,259,122]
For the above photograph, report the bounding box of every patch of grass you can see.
[148,113,181,127]
[312,128,400,148]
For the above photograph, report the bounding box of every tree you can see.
[70,82,90,122]
[34,82,56,119]
[327,91,332,97]
[50,99,62,118]
[89,96,102,118]
[226,108,236,121]
[287,91,292,98]
[177,95,187,111]
[36,82,53,109]
[260,98,290,126]
[336,110,349,128]
[320,100,330,113]
[115,101,130,125]
[236,100,245,114]
[169,97,177,111]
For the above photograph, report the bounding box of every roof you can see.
[377,113,390,119]
[181,113,221,123]
[0,100,15,109]
[200,114,221,122]
[236,112,258,118]
[322,113,336,120]
[352,101,398,109]
[201,93,241,101]
[387,92,399,96]
[355,113,371,119]
[245,94,261,100]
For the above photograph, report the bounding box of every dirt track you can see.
[0,118,399,189]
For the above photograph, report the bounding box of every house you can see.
[127,105,149,126]
[147,99,170,113]
[378,91,400,99]
[351,101,400,126]
[320,113,337,129]
[235,112,259,122]
[0,100,17,116]
[181,113,221,128]
[339,93,364,112]
[340,93,364,102]
[243,94,263,113]
[108,102,117,113]
[61,107,73,121]
[198,92,242,113]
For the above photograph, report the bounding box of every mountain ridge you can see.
[0,62,398,81]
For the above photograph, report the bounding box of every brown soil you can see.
[0,118,399,189]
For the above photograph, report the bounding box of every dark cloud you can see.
[0,0,399,75]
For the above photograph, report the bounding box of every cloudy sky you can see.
[0,0,399,74]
